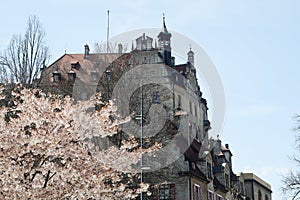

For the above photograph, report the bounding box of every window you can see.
[216,194,223,200]
[194,105,198,117]
[71,62,79,70]
[153,91,160,104]
[159,183,175,200]
[207,191,214,200]
[258,190,262,200]
[68,71,76,83]
[143,56,147,64]
[191,162,196,169]
[71,63,77,69]
[53,71,61,83]
[105,70,111,81]
[177,95,181,109]
[195,127,199,140]
[53,74,60,82]
[189,102,193,114]
[225,173,230,188]
[207,162,212,179]
[193,184,202,200]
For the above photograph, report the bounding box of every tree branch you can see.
[43,170,56,188]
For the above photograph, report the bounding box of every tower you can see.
[157,15,172,52]
[157,14,174,66]
[187,46,194,66]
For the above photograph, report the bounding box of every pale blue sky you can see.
[1,0,300,199]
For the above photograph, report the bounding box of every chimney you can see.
[84,44,90,59]
[225,144,229,149]
[118,43,123,54]
[213,136,222,155]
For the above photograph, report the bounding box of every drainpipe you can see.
[189,175,191,200]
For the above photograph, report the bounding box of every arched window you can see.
[258,190,262,200]
[265,194,269,200]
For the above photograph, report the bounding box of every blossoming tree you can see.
[0,85,158,199]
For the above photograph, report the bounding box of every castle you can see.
[38,17,272,200]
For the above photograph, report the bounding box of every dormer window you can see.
[68,70,76,83]
[71,62,80,70]
[135,33,153,51]
[53,71,61,83]
[105,69,111,81]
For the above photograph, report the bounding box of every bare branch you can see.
[282,116,300,199]
[43,170,56,188]
[1,15,49,84]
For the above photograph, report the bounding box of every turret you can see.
[187,47,194,66]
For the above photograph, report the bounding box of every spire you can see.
[162,13,169,33]
[157,13,172,51]
[188,45,194,55]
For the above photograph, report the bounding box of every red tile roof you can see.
[40,53,120,85]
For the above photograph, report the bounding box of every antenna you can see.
[107,10,110,53]
[65,42,68,54]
